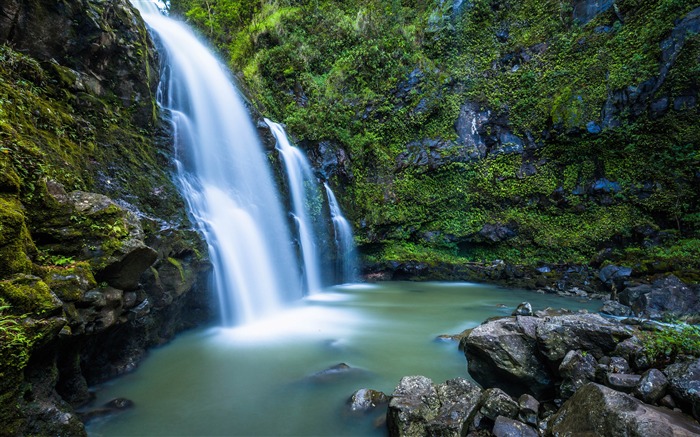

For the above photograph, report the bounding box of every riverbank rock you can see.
[548,383,700,436]
[664,358,700,420]
[619,275,700,322]
[464,316,554,398]
[387,376,481,437]
[464,311,633,399]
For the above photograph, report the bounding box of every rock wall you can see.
[171,0,700,286]
[0,1,213,435]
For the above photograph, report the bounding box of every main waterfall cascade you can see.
[132,0,301,325]
[131,1,358,324]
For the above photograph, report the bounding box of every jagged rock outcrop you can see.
[0,1,213,435]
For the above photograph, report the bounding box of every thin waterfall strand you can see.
[324,183,358,283]
[265,119,323,294]
[132,1,301,325]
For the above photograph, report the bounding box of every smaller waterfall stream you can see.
[265,119,324,294]
[324,183,358,283]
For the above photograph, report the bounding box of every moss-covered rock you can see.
[171,0,700,278]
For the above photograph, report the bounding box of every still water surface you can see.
[87,281,600,436]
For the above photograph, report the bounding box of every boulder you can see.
[548,383,700,436]
[492,415,538,437]
[600,300,633,317]
[634,368,668,405]
[536,313,633,362]
[512,302,533,317]
[387,376,482,437]
[605,373,641,394]
[467,388,519,433]
[464,316,554,398]
[558,350,597,399]
[619,275,700,321]
[665,358,700,420]
[517,394,539,426]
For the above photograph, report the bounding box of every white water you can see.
[324,183,358,283]
[132,2,301,324]
[265,119,324,294]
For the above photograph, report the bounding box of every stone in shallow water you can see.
[347,388,388,414]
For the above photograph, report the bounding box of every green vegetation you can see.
[641,323,700,366]
[172,0,700,274]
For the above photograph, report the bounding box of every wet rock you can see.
[308,363,366,383]
[429,378,483,436]
[512,302,532,317]
[634,368,668,405]
[619,275,700,321]
[388,376,482,437]
[605,373,641,394]
[467,388,519,433]
[536,313,633,362]
[600,300,633,317]
[492,416,538,437]
[597,264,631,289]
[664,358,700,420]
[548,383,700,436]
[348,388,389,414]
[558,350,597,399]
[465,316,554,398]
[78,397,134,423]
[517,394,539,426]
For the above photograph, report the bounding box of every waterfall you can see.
[324,183,358,283]
[264,119,323,294]
[131,1,302,325]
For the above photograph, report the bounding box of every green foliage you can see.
[641,324,700,366]
[0,306,32,371]
[171,0,700,270]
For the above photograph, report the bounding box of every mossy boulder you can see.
[0,275,62,316]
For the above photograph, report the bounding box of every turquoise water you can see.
[86,282,600,436]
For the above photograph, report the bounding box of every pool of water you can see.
[86,281,600,436]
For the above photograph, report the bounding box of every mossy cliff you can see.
[0,1,211,434]
[171,0,700,286]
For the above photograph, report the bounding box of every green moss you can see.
[167,257,186,282]
[40,262,96,302]
[0,275,60,316]
[171,0,699,270]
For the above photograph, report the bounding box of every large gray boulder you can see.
[548,383,700,436]
[387,376,481,437]
[464,316,554,398]
[619,275,700,321]
[536,313,633,362]
[665,358,700,420]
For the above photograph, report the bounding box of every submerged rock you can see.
[78,397,134,423]
[348,388,389,414]
[308,363,368,383]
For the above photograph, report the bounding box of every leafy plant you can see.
[0,306,31,369]
[641,323,700,366]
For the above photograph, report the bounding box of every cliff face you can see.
[0,1,212,435]
[171,0,699,284]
